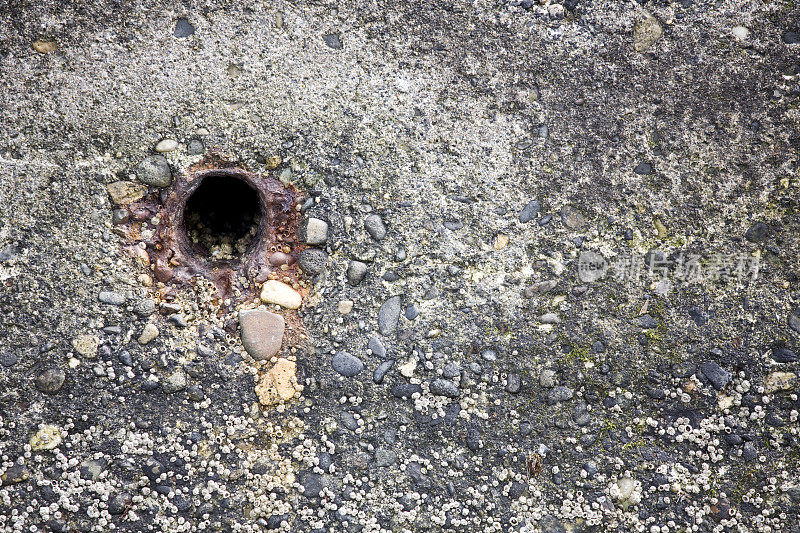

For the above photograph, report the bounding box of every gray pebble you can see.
[772,347,798,363]
[174,17,195,38]
[519,200,542,223]
[168,314,188,328]
[79,459,107,481]
[347,260,368,286]
[374,448,397,467]
[133,299,156,316]
[303,218,329,245]
[323,33,343,50]
[301,473,324,497]
[373,360,394,384]
[364,214,387,240]
[788,309,800,334]
[108,493,132,515]
[367,336,386,358]
[332,351,364,377]
[98,291,125,306]
[187,139,204,155]
[378,296,402,335]
[481,349,497,362]
[118,350,133,367]
[298,248,328,276]
[135,155,172,187]
[391,382,422,398]
[429,379,460,398]
[339,412,358,431]
[742,442,758,462]
[745,222,770,243]
[700,361,731,390]
[546,385,573,405]
[404,304,419,320]
[636,314,657,329]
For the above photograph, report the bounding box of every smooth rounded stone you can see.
[519,199,542,223]
[523,280,557,297]
[118,350,134,367]
[135,155,172,187]
[391,382,422,398]
[0,351,19,367]
[301,473,324,497]
[347,260,368,286]
[298,248,328,275]
[772,347,799,363]
[332,351,364,377]
[367,336,386,358]
[700,361,731,390]
[373,360,394,384]
[469,362,482,375]
[155,139,178,152]
[35,368,65,394]
[238,309,285,360]
[546,385,573,405]
[187,139,204,155]
[108,493,132,515]
[364,214,387,240]
[174,17,195,38]
[98,291,125,306]
[269,251,295,266]
[429,379,459,398]
[745,222,770,243]
[167,314,188,328]
[378,296,402,335]
[162,370,187,393]
[133,298,156,316]
[374,448,397,467]
[261,280,302,309]
[560,205,586,230]
[339,411,359,431]
[137,323,159,344]
[404,304,419,320]
[79,458,107,481]
[304,218,329,245]
[505,373,521,393]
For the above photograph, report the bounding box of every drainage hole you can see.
[184,174,261,261]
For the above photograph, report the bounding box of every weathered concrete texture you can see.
[1,1,800,532]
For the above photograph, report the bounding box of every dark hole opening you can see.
[184,174,261,262]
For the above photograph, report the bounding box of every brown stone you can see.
[107,181,147,205]
[239,309,285,360]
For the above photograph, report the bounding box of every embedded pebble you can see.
[298,248,327,275]
[378,296,402,335]
[135,155,172,187]
[239,309,285,360]
[700,361,731,390]
[98,291,125,305]
[35,369,65,394]
[138,323,159,344]
[332,351,364,377]
[364,214,387,240]
[304,218,329,245]
[519,199,541,223]
[261,280,302,309]
[72,335,99,358]
[347,261,368,285]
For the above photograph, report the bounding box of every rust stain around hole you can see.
[121,151,305,308]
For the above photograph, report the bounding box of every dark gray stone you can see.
[373,360,394,384]
[429,379,459,398]
[35,369,65,394]
[745,222,770,243]
[772,347,798,363]
[332,351,364,377]
[367,336,386,358]
[700,361,731,390]
[323,34,342,49]
[0,351,18,367]
[98,291,125,306]
[505,373,521,393]
[391,382,422,398]
[174,17,195,38]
